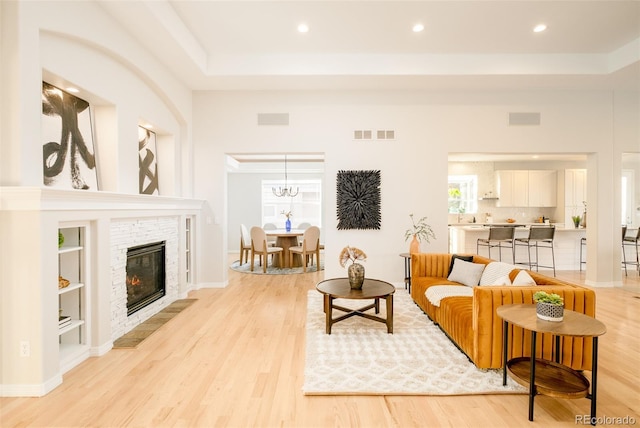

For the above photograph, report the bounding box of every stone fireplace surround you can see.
[111,217,179,341]
[0,188,206,396]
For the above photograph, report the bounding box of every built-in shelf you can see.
[58,223,91,375]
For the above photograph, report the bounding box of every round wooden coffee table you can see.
[316,278,395,334]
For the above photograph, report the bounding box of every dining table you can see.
[265,229,304,268]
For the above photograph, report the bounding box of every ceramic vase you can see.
[285,218,291,232]
[536,302,564,322]
[348,263,365,290]
[409,235,420,254]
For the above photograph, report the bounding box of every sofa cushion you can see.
[512,269,536,285]
[447,258,485,287]
[479,261,517,285]
[425,285,474,307]
[447,254,474,275]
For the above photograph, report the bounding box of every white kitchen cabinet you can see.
[565,169,587,206]
[528,170,557,207]
[58,223,91,374]
[564,169,587,225]
[496,170,529,207]
[497,170,557,207]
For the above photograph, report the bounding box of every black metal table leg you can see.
[529,331,537,421]
[590,337,599,426]
[503,319,508,386]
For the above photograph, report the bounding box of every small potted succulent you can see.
[533,291,564,322]
[571,215,581,229]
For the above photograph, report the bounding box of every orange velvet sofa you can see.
[410,253,597,370]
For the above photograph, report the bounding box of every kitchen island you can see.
[448,224,586,271]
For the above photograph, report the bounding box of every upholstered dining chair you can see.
[239,224,252,265]
[295,222,312,244]
[263,222,277,246]
[250,226,283,273]
[288,226,320,272]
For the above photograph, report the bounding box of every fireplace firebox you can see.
[126,241,166,316]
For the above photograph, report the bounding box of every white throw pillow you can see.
[479,261,517,286]
[494,275,512,286]
[512,270,536,286]
[447,258,485,287]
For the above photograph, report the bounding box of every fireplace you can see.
[126,241,166,316]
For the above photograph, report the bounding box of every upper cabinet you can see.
[496,170,557,207]
[529,170,557,207]
[496,170,528,207]
[565,169,587,207]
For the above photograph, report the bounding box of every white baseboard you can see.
[0,374,62,397]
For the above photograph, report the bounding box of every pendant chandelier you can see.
[272,155,299,197]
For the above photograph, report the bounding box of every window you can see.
[448,175,478,214]
[262,179,322,227]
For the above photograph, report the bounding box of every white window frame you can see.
[448,175,478,214]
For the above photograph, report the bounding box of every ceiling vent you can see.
[376,130,395,140]
[354,130,373,140]
[508,112,541,126]
[257,113,289,126]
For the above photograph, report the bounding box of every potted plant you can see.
[339,246,367,289]
[572,215,581,229]
[404,214,436,253]
[533,291,564,322]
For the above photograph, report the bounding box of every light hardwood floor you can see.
[2,261,639,428]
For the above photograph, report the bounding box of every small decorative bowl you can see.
[506,218,516,223]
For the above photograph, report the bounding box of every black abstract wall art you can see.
[42,82,97,190]
[336,170,381,230]
[138,126,159,195]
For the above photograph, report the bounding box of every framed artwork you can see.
[42,82,98,190]
[138,126,159,195]
[336,170,381,230]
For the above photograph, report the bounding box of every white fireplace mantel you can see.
[0,187,205,212]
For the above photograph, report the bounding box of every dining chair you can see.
[239,224,252,265]
[295,222,312,244]
[250,226,283,273]
[288,226,320,272]
[622,226,639,276]
[263,222,277,246]
[476,226,515,263]
[514,225,556,276]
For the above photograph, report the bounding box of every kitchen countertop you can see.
[449,223,585,231]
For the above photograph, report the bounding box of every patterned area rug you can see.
[230,259,324,275]
[303,290,527,395]
[113,299,197,348]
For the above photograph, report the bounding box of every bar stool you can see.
[622,226,640,276]
[477,226,515,263]
[514,225,556,276]
[580,237,586,271]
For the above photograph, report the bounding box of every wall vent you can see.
[354,130,373,140]
[508,112,540,126]
[257,113,289,126]
[376,130,395,140]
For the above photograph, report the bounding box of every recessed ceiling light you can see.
[297,23,309,33]
[533,24,547,33]
[413,23,424,33]
[66,87,79,93]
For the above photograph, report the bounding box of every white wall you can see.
[192,89,637,285]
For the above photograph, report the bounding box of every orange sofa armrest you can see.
[472,285,596,370]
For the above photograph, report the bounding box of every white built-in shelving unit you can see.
[58,222,91,374]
